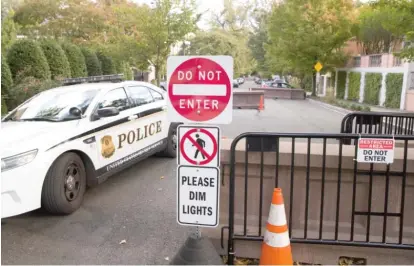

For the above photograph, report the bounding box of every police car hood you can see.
[1,121,78,158]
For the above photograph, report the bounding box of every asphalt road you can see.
[1,80,349,265]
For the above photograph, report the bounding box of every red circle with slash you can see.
[180,128,218,165]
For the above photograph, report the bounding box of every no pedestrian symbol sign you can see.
[357,138,395,164]
[166,56,233,124]
[178,125,220,167]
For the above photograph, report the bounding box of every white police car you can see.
[1,75,179,218]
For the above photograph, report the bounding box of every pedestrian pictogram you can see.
[166,56,233,124]
[178,125,220,167]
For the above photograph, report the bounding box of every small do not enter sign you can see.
[167,56,233,124]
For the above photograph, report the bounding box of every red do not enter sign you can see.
[167,56,233,124]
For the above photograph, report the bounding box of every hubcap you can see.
[64,163,81,202]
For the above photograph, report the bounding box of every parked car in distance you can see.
[233,79,239,88]
[237,77,245,84]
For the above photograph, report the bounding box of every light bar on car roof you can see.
[63,74,125,85]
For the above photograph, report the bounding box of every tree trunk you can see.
[312,72,317,96]
[155,64,160,86]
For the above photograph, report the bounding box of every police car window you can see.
[98,88,130,111]
[126,86,155,106]
[149,89,163,101]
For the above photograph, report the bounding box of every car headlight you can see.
[1,149,38,172]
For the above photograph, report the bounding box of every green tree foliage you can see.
[137,0,199,84]
[336,71,347,99]
[1,9,19,54]
[40,39,71,79]
[385,73,403,108]
[7,39,51,80]
[1,57,13,97]
[347,72,361,101]
[186,29,254,77]
[1,98,8,115]
[61,43,87,78]
[97,51,116,75]
[265,0,356,87]
[364,73,382,105]
[81,48,102,76]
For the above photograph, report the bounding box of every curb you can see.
[308,98,351,115]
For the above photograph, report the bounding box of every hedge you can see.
[1,97,8,115]
[7,39,51,80]
[347,72,361,101]
[6,77,63,111]
[384,73,404,108]
[1,57,13,98]
[336,71,346,99]
[40,39,71,79]
[81,48,102,76]
[61,43,87,78]
[364,73,382,105]
[97,52,116,75]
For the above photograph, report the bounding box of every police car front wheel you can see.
[41,152,86,214]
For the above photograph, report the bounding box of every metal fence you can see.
[340,112,414,145]
[224,132,414,265]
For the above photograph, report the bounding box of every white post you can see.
[334,69,338,97]
[379,72,387,106]
[359,72,365,103]
[323,75,328,97]
[400,62,411,110]
[344,71,350,100]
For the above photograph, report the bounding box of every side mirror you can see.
[69,107,82,117]
[97,107,120,117]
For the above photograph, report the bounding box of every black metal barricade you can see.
[223,132,414,265]
[340,112,414,144]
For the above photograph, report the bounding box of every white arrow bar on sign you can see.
[172,84,227,96]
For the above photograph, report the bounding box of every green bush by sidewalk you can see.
[384,73,403,108]
[97,52,116,75]
[40,39,71,79]
[81,47,102,76]
[7,39,51,81]
[347,72,361,101]
[336,71,346,99]
[61,43,87,78]
[364,73,382,105]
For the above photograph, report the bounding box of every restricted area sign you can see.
[178,125,220,167]
[177,165,220,227]
[166,56,233,124]
[357,138,395,164]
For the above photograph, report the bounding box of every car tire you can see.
[41,152,86,215]
[159,125,178,158]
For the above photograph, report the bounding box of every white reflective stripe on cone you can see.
[267,204,287,226]
[263,230,290,248]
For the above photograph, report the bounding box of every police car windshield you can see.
[5,89,99,122]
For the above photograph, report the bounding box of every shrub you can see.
[336,71,346,99]
[301,75,313,92]
[97,52,116,75]
[364,73,382,105]
[1,97,8,115]
[7,75,63,110]
[2,57,13,98]
[347,72,361,101]
[384,73,404,108]
[7,39,51,80]
[61,43,87,78]
[40,39,71,79]
[81,48,102,76]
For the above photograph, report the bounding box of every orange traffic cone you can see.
[259,188,293,265]
[258,95,264,111]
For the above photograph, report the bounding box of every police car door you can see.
[92,87,139,175]
[124,84,168,151]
